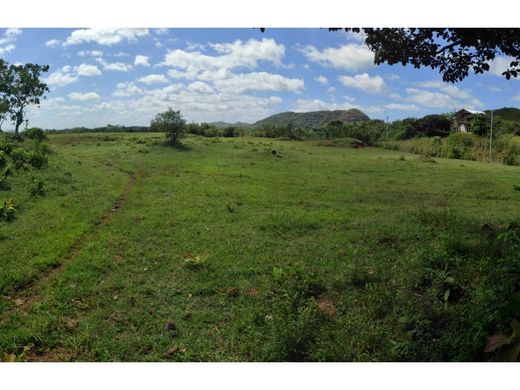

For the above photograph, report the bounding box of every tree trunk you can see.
[14,110,23,134]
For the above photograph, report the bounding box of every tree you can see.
[333,28,520,82]
[150,108,186,146]
[0,60,49,133]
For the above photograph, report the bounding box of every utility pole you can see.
[489,110,494,163]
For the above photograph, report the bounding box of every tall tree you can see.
[330,28,520,82]
[150,108,186,146]
[0,60,49,133]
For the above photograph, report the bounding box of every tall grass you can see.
[382,133,520,166]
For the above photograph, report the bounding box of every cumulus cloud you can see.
[339,73,386,93]
[212,72,304,94]
[161,38,285,74]
[63,28,149,46]
[44,66,79,86]
[75,64,102,76]
[315,75,328,84]
[187,81,215,94]
[137,74,169,85]
[68,92,101,101]
[112,82,144,97]
[299,43,374,71]
[292,98,381,114]
[45,39,61,48]
[0,28,22,54]
[134,55,150,67]
[95,57,132,72]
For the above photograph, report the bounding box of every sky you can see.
[1,27,519,129]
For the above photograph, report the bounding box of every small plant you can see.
[0,197,17,222]
[29,174,45,197]
[399,155,406,161]
[0,165,12,190]
[183,252,208,270]
[513,183,520,192]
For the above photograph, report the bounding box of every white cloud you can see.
[68,92,101,101]
[0,28,21,54]
[63,28,149,46]
[315,75,328,84]
[384,103,419,111]
[112,82,144,97]
[327,87,336,94]
[0,44,15,55]
[513,93,520,102]
[339,73,386,93]
[292,98,381,114]
[212,72,304,94]
[45,39,61,48]
[44,66,79,86]
[75,64,102,76]
[134,55,150,67]
[4,28,21,38]
[387,74,400,81]
[95,58,132,72]
[489,56,517,77]
[137,74,169,85]
[161,38,285,75]
[187,81,215,94]
[300,43,374,71]
[78,50,103,57]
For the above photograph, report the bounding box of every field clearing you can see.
[1,132,520,361]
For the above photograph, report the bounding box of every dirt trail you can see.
[7,172,137,313]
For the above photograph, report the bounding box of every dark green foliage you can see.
[222,127,237,137]
[29,174,45,197]
[469,114,491,136]
[10,147,31,169]
[150,108,186,146]
[352,28,520,82]
[23,127,47,141]
[0,60,49,133]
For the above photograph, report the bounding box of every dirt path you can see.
[8,172,137,313]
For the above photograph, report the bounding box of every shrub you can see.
[23,127,47,141]
[0,198,16,222]
[0,166,12,190]
[10,148,31,169]
[29,174,45,197]
[29,147,48,169]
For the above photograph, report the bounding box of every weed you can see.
[0,197,17,222]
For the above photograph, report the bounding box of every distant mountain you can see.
[253,109,370,129]
[210,121,254,129]
[486,107,520,122]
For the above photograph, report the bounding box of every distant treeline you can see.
[45,124,149,133]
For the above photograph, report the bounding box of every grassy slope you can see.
[1,133,520,361]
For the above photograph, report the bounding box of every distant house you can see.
[453,109,485,133]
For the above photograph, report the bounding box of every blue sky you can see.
[1,27,519,129]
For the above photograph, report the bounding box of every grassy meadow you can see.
[1,132,520,361]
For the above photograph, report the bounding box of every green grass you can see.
[1,132,520,361]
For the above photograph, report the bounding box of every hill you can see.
[254,109,370,129]
[210,121,254,129]
[486,107,520,122]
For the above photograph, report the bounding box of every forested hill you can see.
[486,107,520,122]
[254,109,370,129]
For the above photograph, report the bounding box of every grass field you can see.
[1,132,520,361]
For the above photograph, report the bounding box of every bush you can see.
[29,147,48,169]
[0,166,12,190]
[10,148,31,169]
[23,127,47,141]
[0,197,16,222]
[29,174,45,197]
